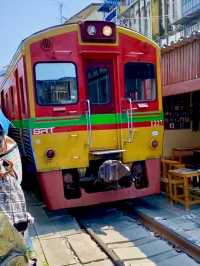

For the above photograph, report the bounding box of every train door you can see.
[85,60,120,152]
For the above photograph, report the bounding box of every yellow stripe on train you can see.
[32,126,163,171]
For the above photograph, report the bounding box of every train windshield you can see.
[124,63,156,101]
[35,62,78,105]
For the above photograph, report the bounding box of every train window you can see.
[1,91,5,113]
[19,78,26,114]
[5,93,9,113]
[10,86,15,113]
[87,67,111,104]
[35,63,77,105]
[124,63,156,101]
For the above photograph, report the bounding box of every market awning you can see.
[163,78,200,97]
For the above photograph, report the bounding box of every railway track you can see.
[121,201,200,264]
[69,202,199,266]
[27,190,199,266]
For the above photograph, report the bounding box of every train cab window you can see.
[35,63,77,105]
[1,91,5,113]
[10,86,15,113]
[19,78,26,113]
[87,67,111,104]
[5,93,9,114]
[124,63,156,101]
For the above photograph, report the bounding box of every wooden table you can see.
[168,168,200,210]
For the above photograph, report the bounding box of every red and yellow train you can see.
[0,21,163,210]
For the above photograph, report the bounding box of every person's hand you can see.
[27,212,34,224]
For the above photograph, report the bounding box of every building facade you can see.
[99,0,199,44]
[99,0,153,37]
[98,0,182,40]
[66,1,200,44]
[181,0,200,35]
[119,0,152,38]
[159,0,200,45]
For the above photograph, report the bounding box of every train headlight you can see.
[46,149,55,159]
[102,25,112,37]
[80,21,116,43]
[151,140,158,148]
[87,25,96,36]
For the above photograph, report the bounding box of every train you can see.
[0,21,163,210]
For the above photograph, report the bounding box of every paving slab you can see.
[84,260,115,266]
[47,213,81,237]
[85,217,138,232]
[68,264,82,266]
[157,253,199,266]
[28,205,80,238]
[166,217,197,231]
[124,258,157,266]
[149,250,179,263]
[67,232,107,264]
[94,226,151,244]
[40,237,77,266]
[183,229,200,246]
[108,236,156,249]
[124,253,199,266]
[113,239,172,260]
[25,192,82,265]
[32,238,47,266]
[86,221,139,241]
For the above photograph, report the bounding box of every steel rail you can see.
[123,205,200,263]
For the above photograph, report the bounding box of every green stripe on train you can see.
[11,113,164,129]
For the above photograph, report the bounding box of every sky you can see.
[0,0,102,70]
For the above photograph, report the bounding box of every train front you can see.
[27,21,163,209]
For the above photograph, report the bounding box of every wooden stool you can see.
[168,168,200,210]
[160,159,184,198]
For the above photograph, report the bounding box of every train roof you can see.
[19,21,159,49]
[1,22,159,89]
